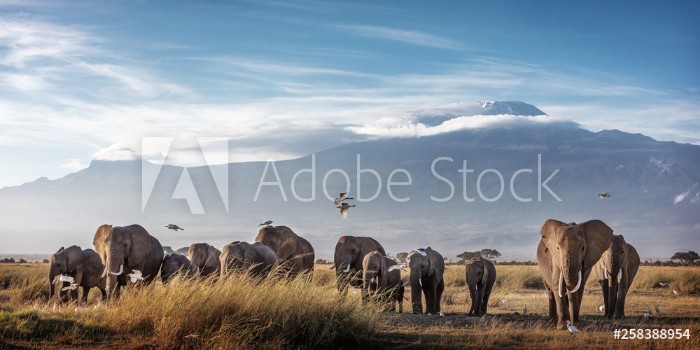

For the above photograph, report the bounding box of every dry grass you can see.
[1,263,699,349]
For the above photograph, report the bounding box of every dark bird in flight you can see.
[334,192,354,206]
[258,220,273,227]
[597,193,611,199]
[165,224,184,231]
[336,202,356,219]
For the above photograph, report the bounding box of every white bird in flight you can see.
[127,270,144,283]
[566,321,581,334]
[334,192,354,206]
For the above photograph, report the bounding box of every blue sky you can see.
[0,0,698,188]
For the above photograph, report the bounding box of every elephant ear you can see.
[126,226,152,267]
[579,220,614,271]
[205,245,220,269]
[379,256,388,290]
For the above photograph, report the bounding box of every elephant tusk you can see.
[343,265,350,273]
[101,267,108,279]
[570,270,582,294]
[604,269,609,280]
[618,268,622,282]
[110,264,124,276]
[558,271,563,298]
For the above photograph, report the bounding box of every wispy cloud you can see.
[336,24,464,50]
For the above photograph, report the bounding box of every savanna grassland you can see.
[1,263,699,349]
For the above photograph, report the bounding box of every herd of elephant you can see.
[48,218,640,330]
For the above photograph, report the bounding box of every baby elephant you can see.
[161,254,199,283]
[220,241,278,277]
[48,246,107,303]
[465,257,496,316]
[362,251,404,313]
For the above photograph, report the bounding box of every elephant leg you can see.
[81,287,89,304]
[600,280,610,318]
[554,293,567,330]
[546,288,556,320]
[468,287,477,316]
[481,284,493,316]
[100,287,107,301]
[568,292,580,327]
[436,279,444,315]
[422,277,433,314]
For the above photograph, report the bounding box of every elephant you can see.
[465,257,496,317]
[160,254,199,283]
[362,250,404,313]
[48,245,106,303]
[537,219,614,329]
[220,241,278,277]
[188,243,221,277]
[255,225,315,278]
[408,247,445,315]
[334,235,386,297]
[93,224,164,298]
[592,235,640,319]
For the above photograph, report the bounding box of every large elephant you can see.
[161,254,199,283]
[255,226,315,278]
[537,219,613,329]
[362,250,404,312]
[465,257,496,317]
[592,235,640,319]
[188,243,221,277]
[408,247,445,315]
[220,241,278,277]
[334,235,386,296]
[48,246,106,303]
[93,224,164,298]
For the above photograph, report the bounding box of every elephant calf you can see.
[161,254,199,283]
[48,246,107,303]
[220,241,278,278]
[465,257,496,316]
[592,235,640,319]
[362,251,404,313]
[188,242,221,277]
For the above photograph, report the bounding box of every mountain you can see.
[412,101,547,126]
[1,101,698,260]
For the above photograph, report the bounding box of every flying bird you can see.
[258,220,273,227]
[165,224,184,231]
[566,321,581,335]
[337,202,356,219]
[127,270,144,283]
[334,192,354,206]
[655,306,661,315]
[597,193,612,199]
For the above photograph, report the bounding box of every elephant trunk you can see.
[105,246,124,298]
[410,270,422,314]
[607,259,622,317]
[362,269,375,303]
[48,268,56,300]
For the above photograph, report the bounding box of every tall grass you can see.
[1,265,380,349]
